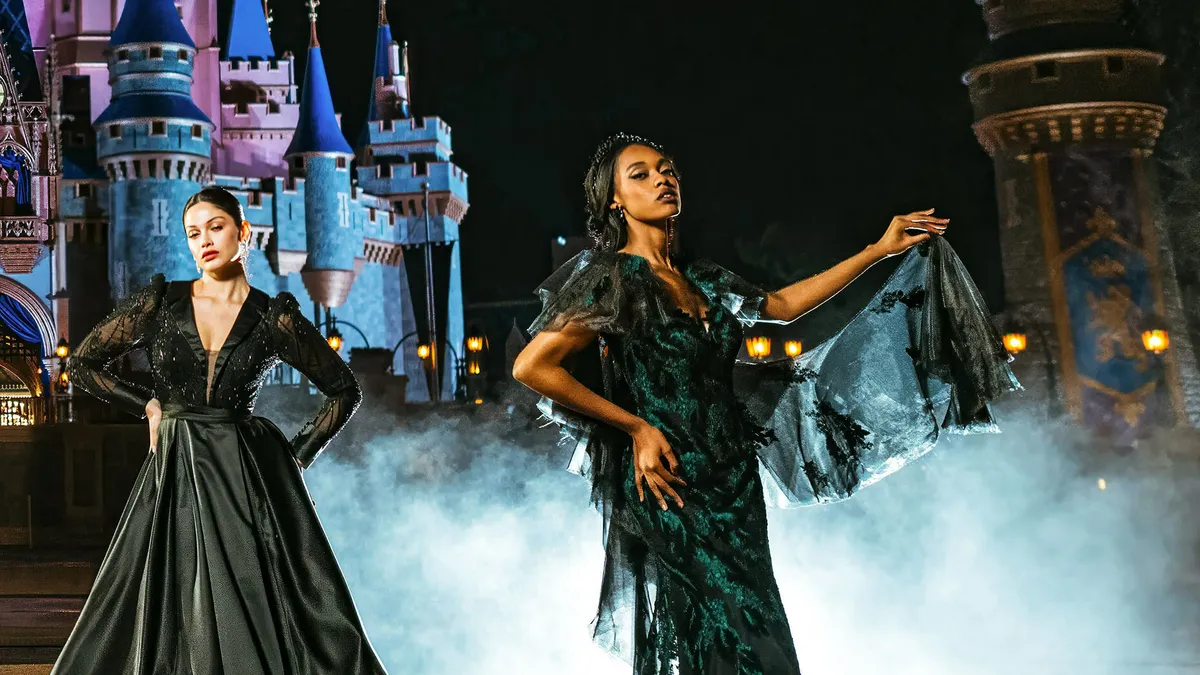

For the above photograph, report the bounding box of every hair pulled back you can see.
[583,132,679,253]
[183,186,251,278]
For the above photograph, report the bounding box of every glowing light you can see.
[1142,329,1168,354]
[468,363,481,375]
[1003,332,1027,354]
[326,332,343,352]
[556,236,567,245]
[1098,478,1107,491]
[417,344,431,359]
[745,336,771,359]
[466,336,485,352]
[56,338,70,358]
[474,398,483,405]
[58,371,69,386]
[784,340,803,357]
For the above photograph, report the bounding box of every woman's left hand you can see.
[874,208,949,258]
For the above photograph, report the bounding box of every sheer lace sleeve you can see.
[528,249,632,337]
[66,274,166,417]
[688,258,791,326]
[272,293,363,469]
[732,237,1022,507]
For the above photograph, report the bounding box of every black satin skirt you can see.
[50,404,389,675]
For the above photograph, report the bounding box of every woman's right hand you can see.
[629,420,686,511]
[145,398,162,453]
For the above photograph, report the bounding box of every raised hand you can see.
[874,208,949,258]
[630,420,686,510]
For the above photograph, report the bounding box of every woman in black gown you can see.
[53,187,389,674]
[513,134,1020,674]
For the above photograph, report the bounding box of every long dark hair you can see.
[583,132,681,254]
[182,186,250,277]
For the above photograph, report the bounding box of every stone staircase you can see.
[0,551,96,674]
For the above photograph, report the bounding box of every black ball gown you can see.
[522,238,1020,674]
[53,274,389,675]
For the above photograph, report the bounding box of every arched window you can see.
[0,149,31,216]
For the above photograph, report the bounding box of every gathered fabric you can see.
[522,238,1019,673]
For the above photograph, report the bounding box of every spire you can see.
[285,0,352,157]
[110,0,196,48]
[307,0,320,48]
[357,8,410,148]
[224,0,275,60]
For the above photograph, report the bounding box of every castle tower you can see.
[95,0,213,295]
[355,0,469,401]
[357,0,409,151]
[965,0,1200,436]
[215,0,300,177]
[285,0,357,309]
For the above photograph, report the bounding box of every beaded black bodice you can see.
[67,274,362,467]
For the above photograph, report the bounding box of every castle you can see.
[0,0,467,417]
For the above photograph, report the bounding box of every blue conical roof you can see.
[223,0,275,60]
[286,46,352,156]
[357,22,394,148]
[110,0,196,48]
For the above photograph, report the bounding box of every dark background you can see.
[216,1,1195,331]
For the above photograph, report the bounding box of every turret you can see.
[357,0,410,152]
[95,0,213,295]
[964,0,1200,435]
[215,0,300,177]
[284,0,358,309]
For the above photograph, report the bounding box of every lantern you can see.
[1003,332,1027,355]
[56,338,70,359]
[417,344,431,360]
[326,327,344,352]
[784,340,803,357]
[745,336,771,359]
[1142,329,1168,354]
[466,336,485,352]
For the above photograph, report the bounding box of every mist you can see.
[267,397,1200,675]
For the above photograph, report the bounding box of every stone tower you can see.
[964,0,1200,436]
[95,0,213,294]
[216,0,300,177]
[355,0,469,401]
[284,0,357,310]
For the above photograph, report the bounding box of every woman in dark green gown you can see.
[512,134,1020,674]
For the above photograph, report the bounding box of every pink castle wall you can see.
[27,0,297,178]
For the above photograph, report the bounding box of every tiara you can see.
[585,132,663,192]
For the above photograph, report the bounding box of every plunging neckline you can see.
[190,282,252,354]
[189,283,252,401]
[616,251,715,334]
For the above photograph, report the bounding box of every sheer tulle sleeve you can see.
[272,293,364,469]
[66,273,166,417]
[524,249,634,514]
[729,237,1021,507]
[688,257,790,326]
[528,249,632,337]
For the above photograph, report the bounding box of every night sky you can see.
[224,0,1001,316]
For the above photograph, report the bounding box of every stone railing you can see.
[0,217,50,274]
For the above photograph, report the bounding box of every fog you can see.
[281,400,1199,675]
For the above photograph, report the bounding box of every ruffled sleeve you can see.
[521,249,633,509]
[728,237,1021,507]
[528,249,632,337]
[688,257,790,326]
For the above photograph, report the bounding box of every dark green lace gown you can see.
[524,238,1020,675]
